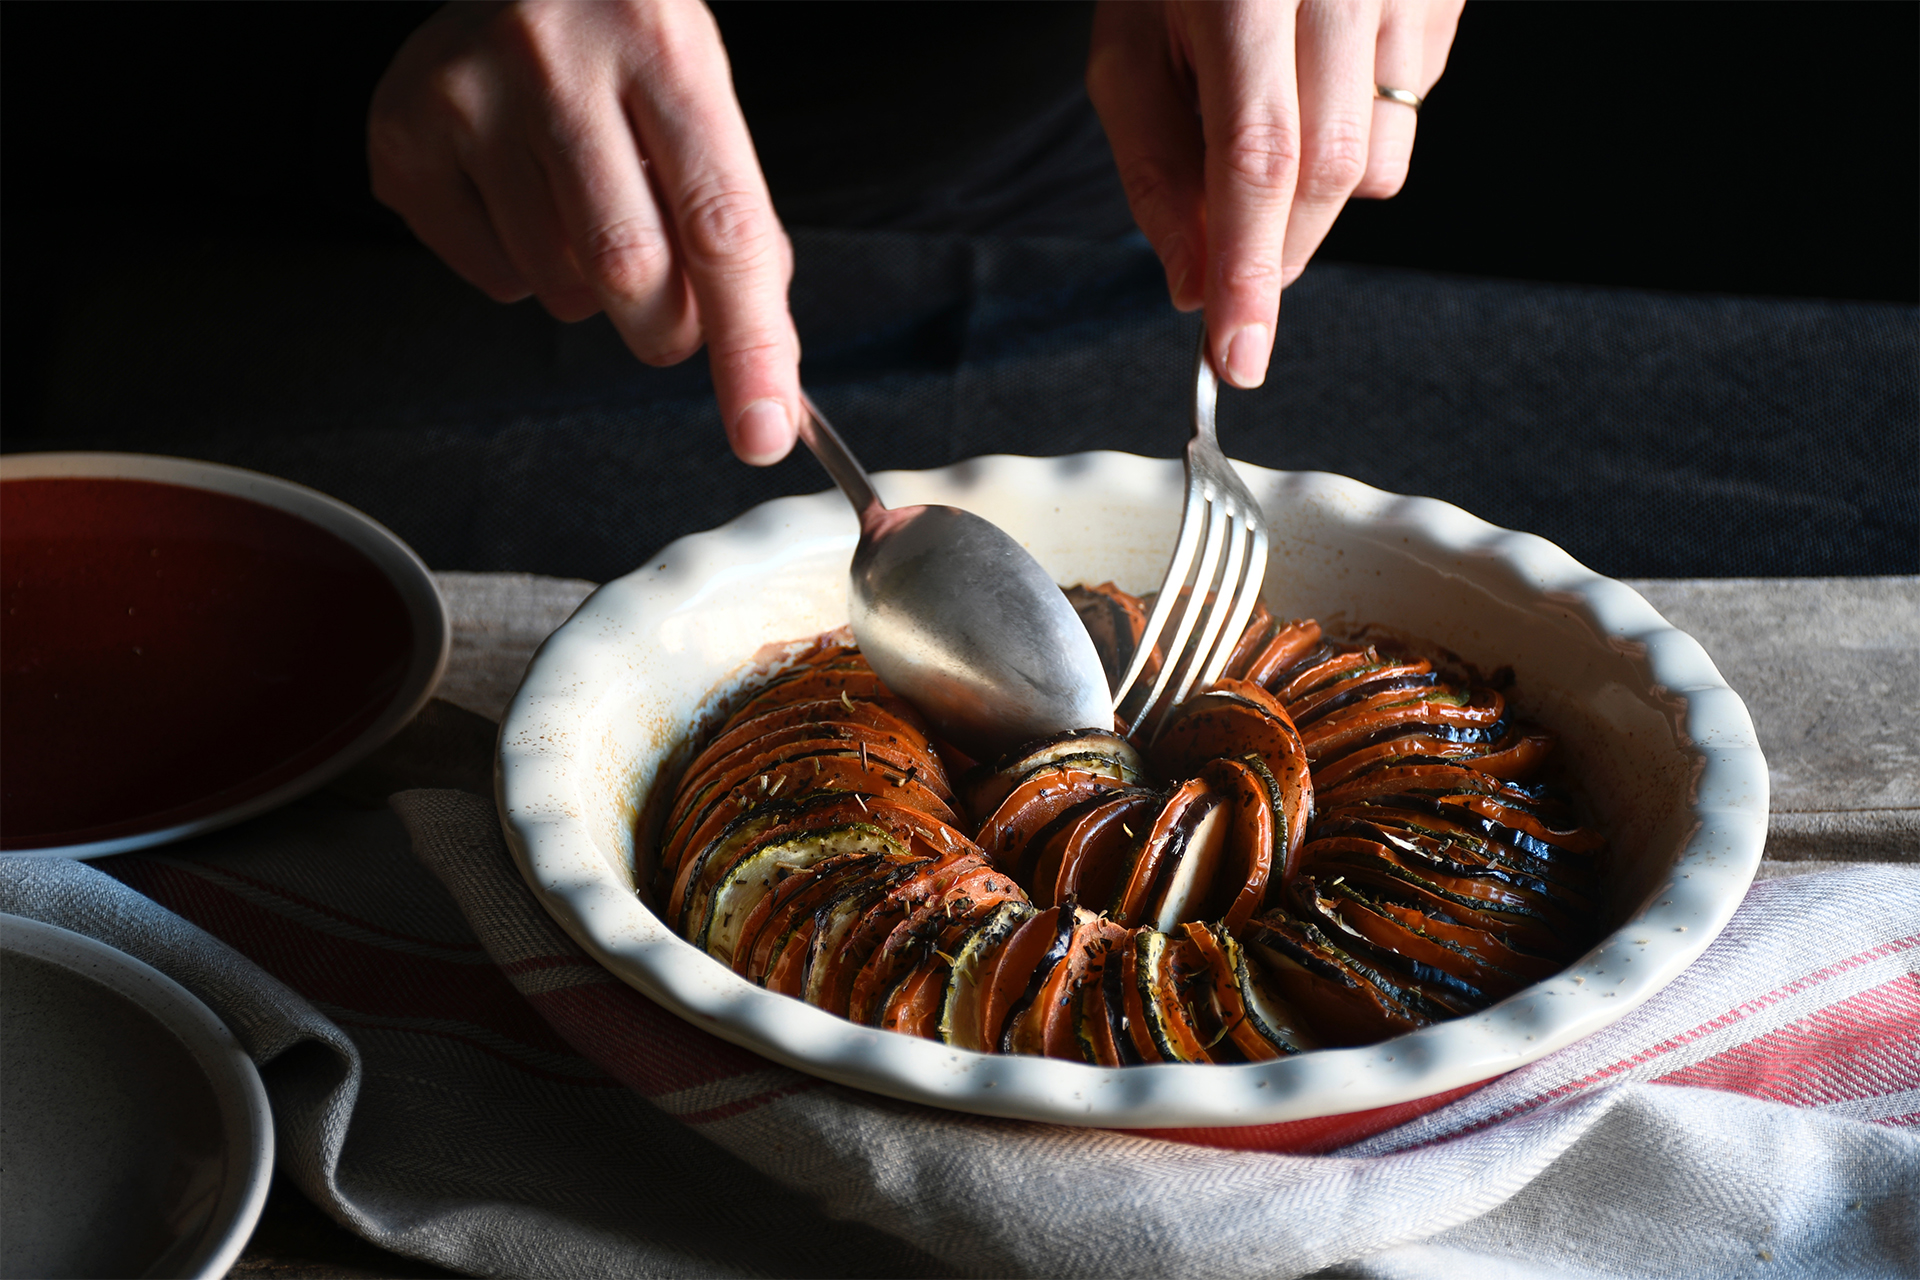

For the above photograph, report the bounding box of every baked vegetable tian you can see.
[645,583,1605,1063]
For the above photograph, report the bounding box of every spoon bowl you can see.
[797,397,1108,761]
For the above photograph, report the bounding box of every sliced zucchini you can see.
[695,822,905,964]
[938,900,1039,1051]
[1132,930,1212,1063]
[1226,930,1318,1054]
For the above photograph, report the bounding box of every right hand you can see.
[368,0,802,465]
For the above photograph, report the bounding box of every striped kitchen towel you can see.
[4,786,1914,1278]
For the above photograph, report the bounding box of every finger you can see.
[371,149,532,303]
[1356,0,1424,199]
[1190,1,1298,388]
[1421,0,1466,92]
[537,91,700,364]
[466,140,603,323]
[627,5,800,464]
[1088,0,1208,311]
[1279,0,1381,285]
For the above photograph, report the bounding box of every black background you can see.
[6,1,1914,437]
[2,2,1915,580]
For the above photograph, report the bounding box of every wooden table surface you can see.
[226,573,1917,1278]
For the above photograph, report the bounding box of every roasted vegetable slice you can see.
[975,764,1133,879]
[938,900,1040,1050]
[696,823,909,965]
[961,729,1145,822]
[1028,789,1159,910]
[1132,929,1214,1063]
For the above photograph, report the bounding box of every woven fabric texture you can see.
[2,774,1913,1278]
[23,231,1917,583]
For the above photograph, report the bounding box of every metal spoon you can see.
[795,394,1110,762]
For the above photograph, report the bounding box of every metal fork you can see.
[1111,329,1271,738]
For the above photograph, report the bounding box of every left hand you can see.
[1088,0,1464,389]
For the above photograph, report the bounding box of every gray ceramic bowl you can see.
[1,914,273,1278]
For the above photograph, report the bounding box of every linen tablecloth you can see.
[2,572,1914,1278]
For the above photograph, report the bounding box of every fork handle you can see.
[1192,328,1221,445]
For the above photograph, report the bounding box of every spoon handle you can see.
[796,393,884,519]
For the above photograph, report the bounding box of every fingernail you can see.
[733,398,793,466]
[1223,324,1271,389]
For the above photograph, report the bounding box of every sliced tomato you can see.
[1241,619,1324,688]
[683,694,934,787]
[974,765,1133,878]
[1028,790,1154,909]
[1109,777,1209,926]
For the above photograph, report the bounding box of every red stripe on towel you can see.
[109,858,585,1059]
[1126,1080,1491,1153]
[527,983,774,1096]
[1652,973,1920,1106]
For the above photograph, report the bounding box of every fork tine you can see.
[1124,496,1228,738]
[1163,505,1248,711]
[1110,475,1206,709]
[1121,327,1272,740]
[1198,521,1268,691]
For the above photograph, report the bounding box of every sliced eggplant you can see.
[671,754,959,881]
[961,729,1146,822]
[759,861,882,995]
[846,859,1024,1025]
[1242,909,1434,1046]
[1229,930,1320,1054]
[734,848,891,979]
[808,848,976,1018]
[976,904,1072,1054]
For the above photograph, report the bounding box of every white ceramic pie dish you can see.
[497,452,1767,1129]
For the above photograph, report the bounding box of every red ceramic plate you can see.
[0,453,448,857]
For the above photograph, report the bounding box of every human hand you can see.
[369,0,801,464]
[1088,0,1463,388]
